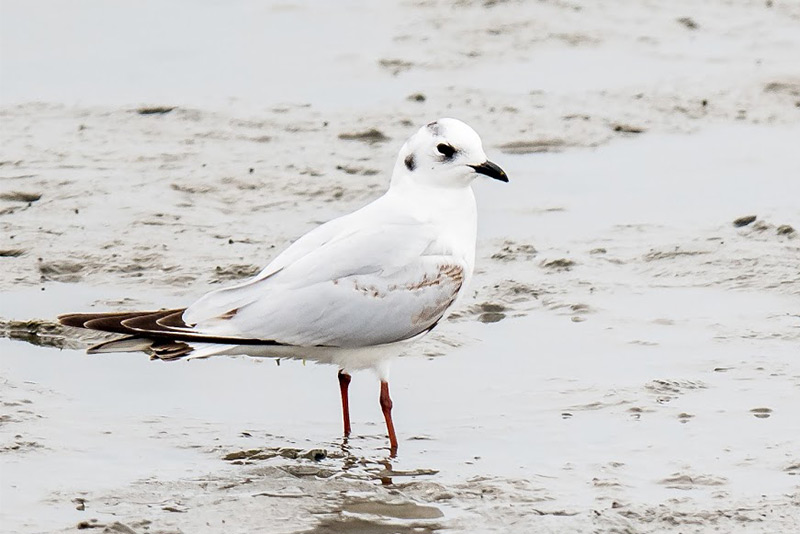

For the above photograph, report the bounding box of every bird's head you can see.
[392,118,508,189]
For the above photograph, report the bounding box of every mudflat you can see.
[1,1,799,533]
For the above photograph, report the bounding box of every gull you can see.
[59,118,508,455]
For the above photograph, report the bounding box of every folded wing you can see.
[62,200,469,350]
[185,211,469,347]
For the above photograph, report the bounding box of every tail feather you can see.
[117,309,188,333]
[87,336,156,354]
[59,308,283,358]
[84,311,168,334]
[87,336,194,360]
[156,310,192,329]
[149,339,195,360]
[59,311,146,330]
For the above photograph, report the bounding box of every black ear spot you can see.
[404,154,416,171]
[437,143,456,159]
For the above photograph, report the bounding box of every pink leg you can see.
[338,370,352,437]
[380,381,398,456]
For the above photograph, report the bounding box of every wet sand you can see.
[2,1,800,533]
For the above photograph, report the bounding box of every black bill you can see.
[469,160,508,182]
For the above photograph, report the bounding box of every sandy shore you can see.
[2,1,800,533]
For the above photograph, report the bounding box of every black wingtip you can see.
[58,308,282,346]
[58,313,98,328]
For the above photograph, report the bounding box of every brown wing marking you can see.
[410,264,464,327]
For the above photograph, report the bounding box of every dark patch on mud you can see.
[646,379,708,394]
[378,58,414,75]
[0,319,86,349]
[341,499,443,519]
[470,302,507,323]
[224,447,333,463]
[477,313,505,323]
[281,465,339,478]
[211,264,261,282]
[785,463,800,475]
[171,182,217,194]
[612,123,646,134]
[492,281,542,302]
[243,135,272,143]
[676,16,699,30]
[614,501,786,527]
[223,446,440,491]
[336,164,380,176]
[300,516,440,534]
[677,412,695,423]
[733,214,757,227]
[750,407,772,419]
[136,106,176,115]
[540,299,593,322]
[764,80,800,97]
[0,317,112,350]
[32,252,193,288]
[338,129,390,144]
[76,519,143,532]
[476,302,506,314]
[659,472,727,489]
[643,249,708,261]
[541,258,576,270]
[645,379,707,404]
[498,138,566,154]
[0,249,25,257]
[449,280,541,324]
[491,240,537,261]
[0,191,42,202]
[372,467,439,479]
[1,438,44,452]
[38,259,85,282]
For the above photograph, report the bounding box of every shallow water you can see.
[2,0,800,530]
[0,126,800,532]
[4,0,799,115]
[2,122,799,533]
[477,123,800,243]
[2,279,799,531]
[0,1,403,111]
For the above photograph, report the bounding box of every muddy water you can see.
[3,285,798,532]
[3,0,800,531]
[2,125,800,533]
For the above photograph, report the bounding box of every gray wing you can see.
[185,216,469,347]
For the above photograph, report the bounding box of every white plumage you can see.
[59,117,508,453]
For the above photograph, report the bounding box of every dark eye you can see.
[436,143,456,159]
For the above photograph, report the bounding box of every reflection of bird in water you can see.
[59,118,508,455]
